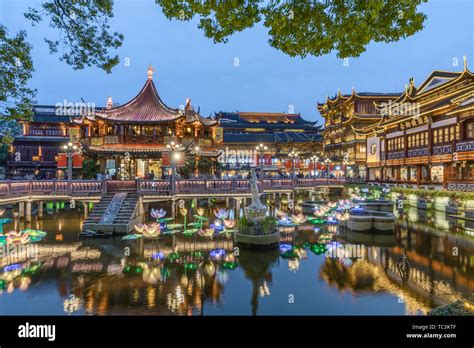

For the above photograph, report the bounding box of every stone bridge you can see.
[0,177,346,203]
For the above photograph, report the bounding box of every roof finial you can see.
[463,55,467,71]
[185,98,191,110]
[351,86,355,94]
[147,64,154,80]
[106,96,113,109]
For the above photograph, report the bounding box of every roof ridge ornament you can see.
[106,96,113,109]
[463,55,467,71]
[147,65,154,80]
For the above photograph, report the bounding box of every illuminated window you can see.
[467,122,474,139]
[433,130,438,144]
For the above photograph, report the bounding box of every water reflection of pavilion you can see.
[320,222,474,314]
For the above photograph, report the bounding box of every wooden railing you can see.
[0,177,347,198]
[0,180,104,197]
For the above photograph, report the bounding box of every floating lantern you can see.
[209,248,226,260]
[122,233,143,240]
[279,243,293,253]
[291,214,307,225]
[198,228,215,237]
[310,243,327,255]
[151,252,165,260]
[214,208,229,220]
[150,208,166,220]
[6,231,30,245]
[223,219,236,229]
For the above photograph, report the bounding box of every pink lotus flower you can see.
[134,223,161,238]
[198,228,214,237]
[223,219,235,229]
[291,214,306,224]
[6,231,30,245]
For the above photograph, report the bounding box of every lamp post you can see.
[166,138,182,195]
[324,158,331,180]
[62,142,78,181]
[343,159,349,179]
[193,145,200,178]
[256,143,268,176]
[289,150,298,178]
[311,155,319,177]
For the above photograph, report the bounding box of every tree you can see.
[157,0,428,58]
[1,0,123,121]
[0,25,36,120]
[2,0,428,120]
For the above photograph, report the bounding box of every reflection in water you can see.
[0,197,472,315]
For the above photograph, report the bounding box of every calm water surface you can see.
[0,197,472,315]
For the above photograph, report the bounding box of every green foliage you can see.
[238,215,249,230]
[261,216,277,235]
[81,158,98,179]
[0,25,36,120]
[0,143,9,165]
[157,0,427,58]
[391,186,474,200]
[24,0,123,72]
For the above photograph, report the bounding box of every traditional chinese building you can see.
[361,59,474,187]
[317,91,400,178]
[216,111,322,176]
[79,66,221,179]
[8,105,83,179]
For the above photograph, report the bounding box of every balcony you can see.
[455,140,474,152]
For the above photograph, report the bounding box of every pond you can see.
[0,195,472,315]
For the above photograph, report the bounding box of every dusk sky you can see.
[1,0,473,124]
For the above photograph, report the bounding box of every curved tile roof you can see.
[94,77,180,123]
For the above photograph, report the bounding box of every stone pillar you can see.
[171,199,176,219]
[235,198,241,218]
[83,202,89,219]
[138,197,145,216]
[18,202,25,219]
[38,201,44,219]
[225,197,230,208]
[26,201,32,222]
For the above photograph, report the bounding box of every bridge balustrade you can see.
[0,178,346,198]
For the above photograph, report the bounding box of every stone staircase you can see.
[81,193,143,236]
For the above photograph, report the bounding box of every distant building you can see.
[216,111,322,176]
[317,90,400,178]
[8,106,82,179]
[361,60,474,187]
[79,66,221,179]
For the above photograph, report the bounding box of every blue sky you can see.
[1,0,473,124]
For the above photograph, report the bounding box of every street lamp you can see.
[289,150,298,178]
[343,159,349,179]
[324,158,331,179]
[311,155,319,177]
[62,142,78,181]
[256,143,268,176]
[166,138,182,195]
[193,145,200,178]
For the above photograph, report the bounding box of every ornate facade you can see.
[361,59,474,187]
[317,91,399,178]
[76,66,221,179]
[216,112,322,176]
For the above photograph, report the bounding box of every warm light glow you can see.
[68,142,73,147]
[194,146,200,152]
[173,152,181,160]
[63,145,68,150]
